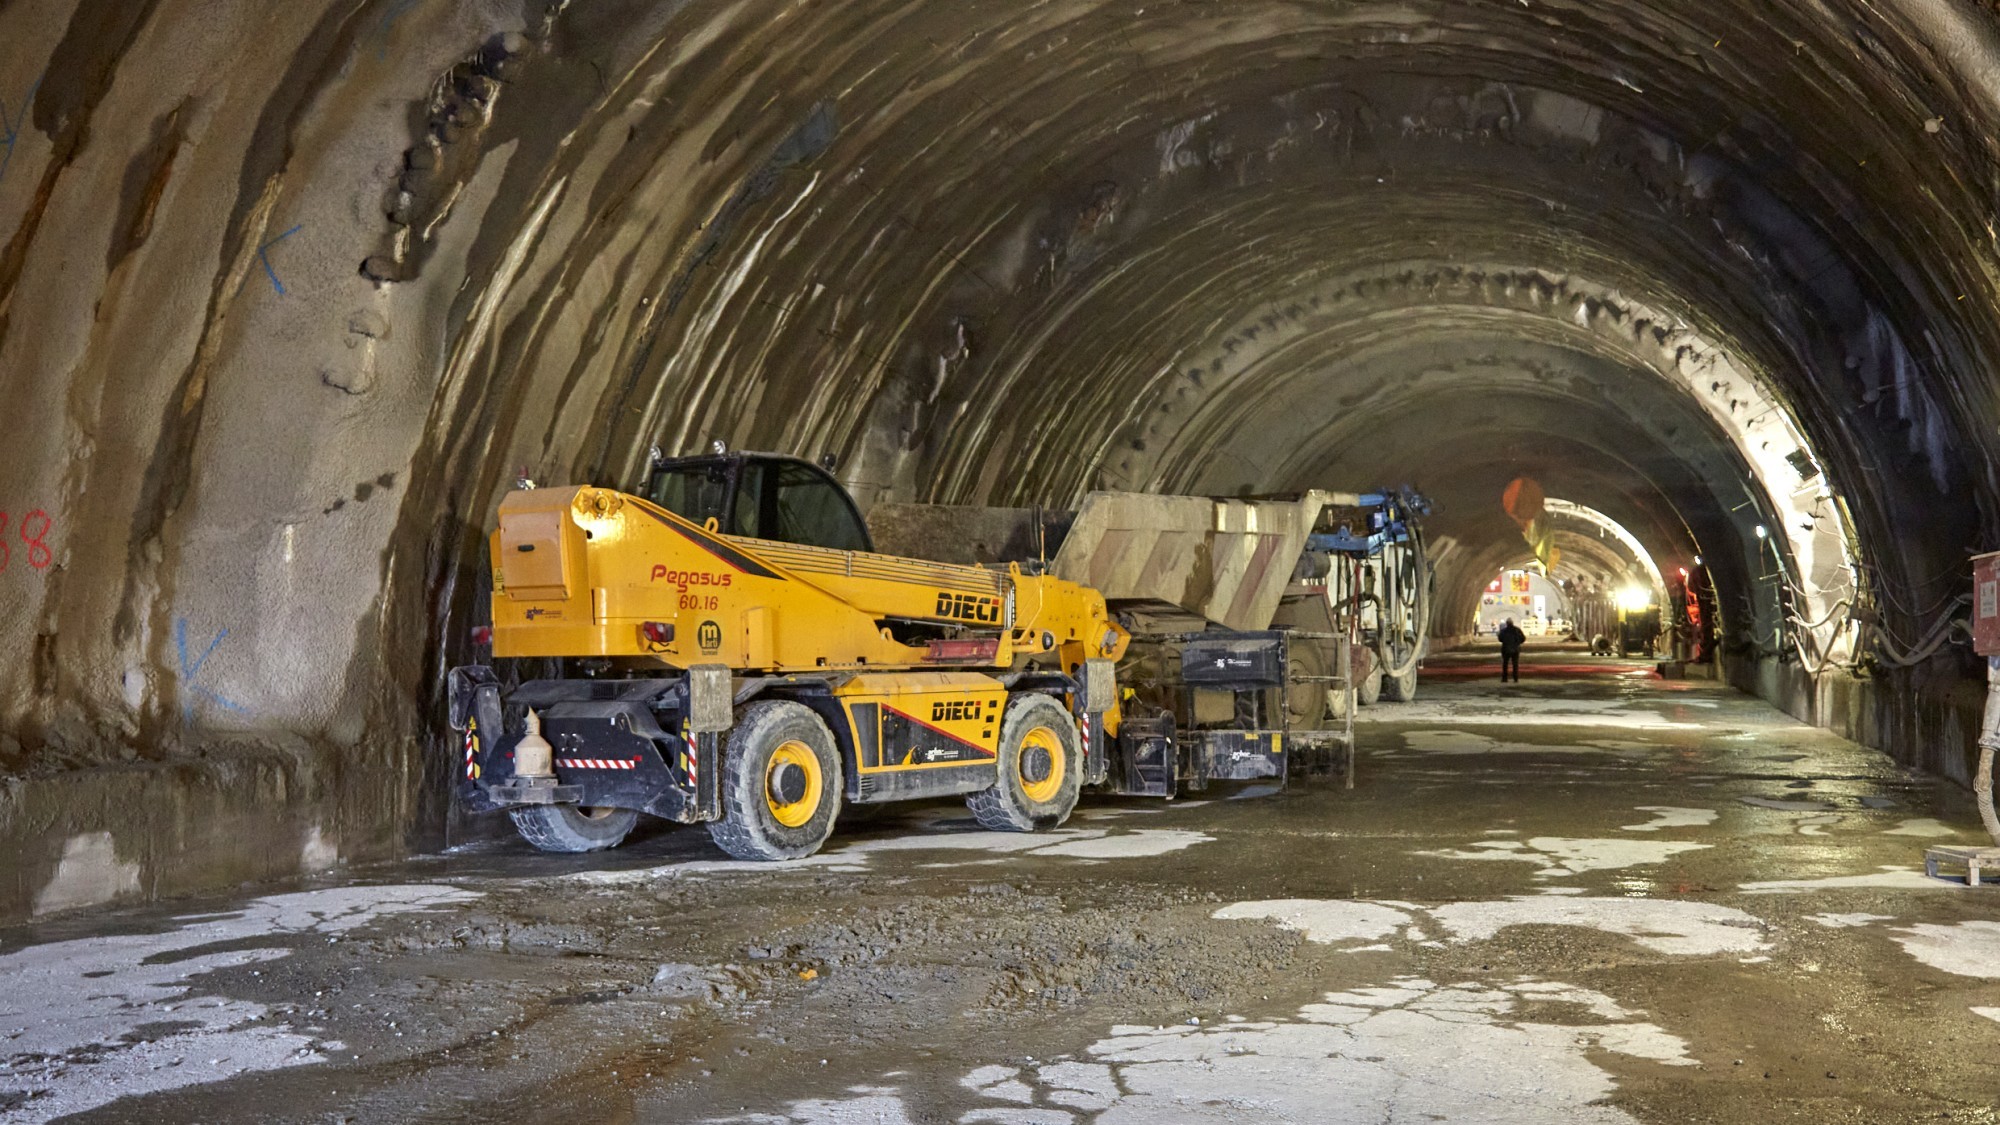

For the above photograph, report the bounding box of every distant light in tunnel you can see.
[1693,555,1703,566]
[1616,587,1654,613]
[1754,524,1769,540]
[1677,566,1689,580]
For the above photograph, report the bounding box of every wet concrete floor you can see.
[5,644,1999,1123]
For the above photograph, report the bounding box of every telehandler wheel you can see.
[968,693,1082,833]
[708,700,843,861]
[509,804,639,853]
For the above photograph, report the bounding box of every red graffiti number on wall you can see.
[22,510,51,568]
[0,510,54,572]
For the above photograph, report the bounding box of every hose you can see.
[1865,593,1971,655]
[1867,602,1971,668]
[1374,518,1430,681]
[1785,610,1857,677]
[1789,596,1853,633]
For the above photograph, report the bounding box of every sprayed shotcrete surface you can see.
[3,651,1999,1123]
[4,0,2000,918]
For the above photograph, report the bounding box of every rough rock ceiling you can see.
[0,0,1993,783]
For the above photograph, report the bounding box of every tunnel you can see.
[3,1,2000,1118]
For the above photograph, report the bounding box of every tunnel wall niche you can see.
[2,0,1998,923]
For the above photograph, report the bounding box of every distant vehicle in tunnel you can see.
[446,452,1357,860]
[871,484,1434,715]
[1616,589,1663,658]
[1304,493,1433,707]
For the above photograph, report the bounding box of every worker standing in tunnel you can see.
[1497,618,1526,683]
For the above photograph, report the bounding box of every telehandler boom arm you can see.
[490,484,1127,672]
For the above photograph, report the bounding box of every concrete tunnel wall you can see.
[2,0,1998,921]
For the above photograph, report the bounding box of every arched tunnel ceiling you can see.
[1,0,1996,777]
[1542,500,1667,592]
[1540,527,1652,592]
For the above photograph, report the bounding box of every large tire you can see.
[1379,641,1421,702]
[1283,641,1332,731]
[1382,665,1419,702]
[1356,667,1384,707]
[509,804,639,853]
[968,693,1081,832]
[708,700,843,861]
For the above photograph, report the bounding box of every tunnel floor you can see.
[5,648,1999,1124]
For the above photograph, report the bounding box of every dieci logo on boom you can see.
[934,592,1001,623]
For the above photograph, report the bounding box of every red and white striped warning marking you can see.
[557,757,640,770]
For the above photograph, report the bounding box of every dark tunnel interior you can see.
[1,0,1997,915]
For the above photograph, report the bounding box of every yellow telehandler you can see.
[447,450,1128,859]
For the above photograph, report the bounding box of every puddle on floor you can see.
[1805,912,1896,928]
[1738,867,1959,894]
[1889,921,2000,978]
[569,827,1216,884]
[1214,895,1768,957]
[1882,818,1964,837]
[0,886,478,1123]
[701,974,1692,1124]
[1621,807,1720,832]
[1738,797,1840,812]
[1413,836,1712,877]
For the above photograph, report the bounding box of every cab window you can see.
[732,460,769,539]
[647,463,731,526]
[649,456,871,551]
[771,461,870,551]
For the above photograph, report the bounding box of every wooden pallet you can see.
[1924,845,2000,886]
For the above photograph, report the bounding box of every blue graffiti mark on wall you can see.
[0,75,45,186]
[257,224,304,295]
[377,0,423,59]
[176,617,248,720]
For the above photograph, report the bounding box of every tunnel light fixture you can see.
[1693,555,1703,566]
[1754,524,1769,540]
[1616,587,1653,612]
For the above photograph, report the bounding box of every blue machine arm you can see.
[1308,488,1431,557]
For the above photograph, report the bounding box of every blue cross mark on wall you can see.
[258,224,304,295]
[0,76,44,186]
[177,617,248,720]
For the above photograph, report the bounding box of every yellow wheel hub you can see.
[1017,726,1066,804]
[765,740,824,828]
